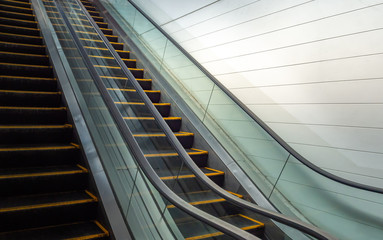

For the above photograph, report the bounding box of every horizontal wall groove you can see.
[180,0,315,44]
[265,121,383,130]
[214,52,383,75]
[199,28,383,64]
[189,2,383,53]
[167,0,261,33]
[287,142,383,155]
[228,78,383,89]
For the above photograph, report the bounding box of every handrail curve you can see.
[124,0,383,195]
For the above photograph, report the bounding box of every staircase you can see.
[0,0,109,238]
[44,0,266,239]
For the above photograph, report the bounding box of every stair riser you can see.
[0,24,40,36]
[0,78,57,91]
[0,128,73,144]
[0,109,67,124]
[135,135,194,149]
[116,104,170,117]
[125,118,181,132]
[0,54,49,65]
[0,65,53,78]
[0,202,97,232]
[0,148,79,168]
[0,92,61,107]
[0,173,88,197]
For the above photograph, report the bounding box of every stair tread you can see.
[0,190,96,211]
[0,221,108,240]
[144,148,208,157]
[168,190,243,207]
[133,131,193,137]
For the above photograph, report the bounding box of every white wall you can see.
[132,0,383,187]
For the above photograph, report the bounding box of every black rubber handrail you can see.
[54,0,259,239]
[67,0,336,239]
[124,0,383,195]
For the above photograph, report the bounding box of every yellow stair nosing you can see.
[0,32,42,39]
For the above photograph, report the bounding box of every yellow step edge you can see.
[1,0,32,5]
[0,75,55,80]
[239,214,265,227]
[0,3,32,11]
[94,65,143,71]
[78,38,123,45]
[0,32,42,39]
[114,102,170,106]
[101,76,151,82]
[0,106,66,110]
[0,16,36,23]
[160,167,224,180]
[0,50,47,58]
[65,233,108,240]
[144,149,208,157]
[123,116,181,120]
[0,89,59,95]
[167,198,226,209]
[88,55,136,62]
[0,41,45,48]
[107,88,159,93]
[0,164,87,179]
[0,124,72,129]
[93,220,110,237]
[0,145,75,152]
[133,131,194,137]
[0,9,34,16]
[0,191,97,213]
[0,62,52,68]
[82,47,128,53]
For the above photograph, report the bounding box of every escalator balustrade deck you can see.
[68,0,266,238]
[0,0,109,238]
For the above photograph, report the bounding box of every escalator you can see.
[41,0,269,239]
[0,0,109,238]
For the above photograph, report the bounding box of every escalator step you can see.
[0,164,89,196]
[0,51,49,65]
[0,23,40,36]
[123,116,182,132]
[0,32,43,45]
[100,75,152,90]
[115,102,171,117]
[0,75,57,91]
[133,131,194,149]
[0,16,38,28]
[0,0,31,8]
[0,190,98,232]
[0,106,67,124]
[0,221,109,240]
[0,89,61,107]
[0,124,73,144]
[178,214,264,240]
[0,41,46,55]
[0,9,35,21]
[145,148,208,168]
[0,3,33,15]
[0,143,79,168]
[107,88,160,103]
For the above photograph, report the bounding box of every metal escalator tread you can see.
[0,1,110,238]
